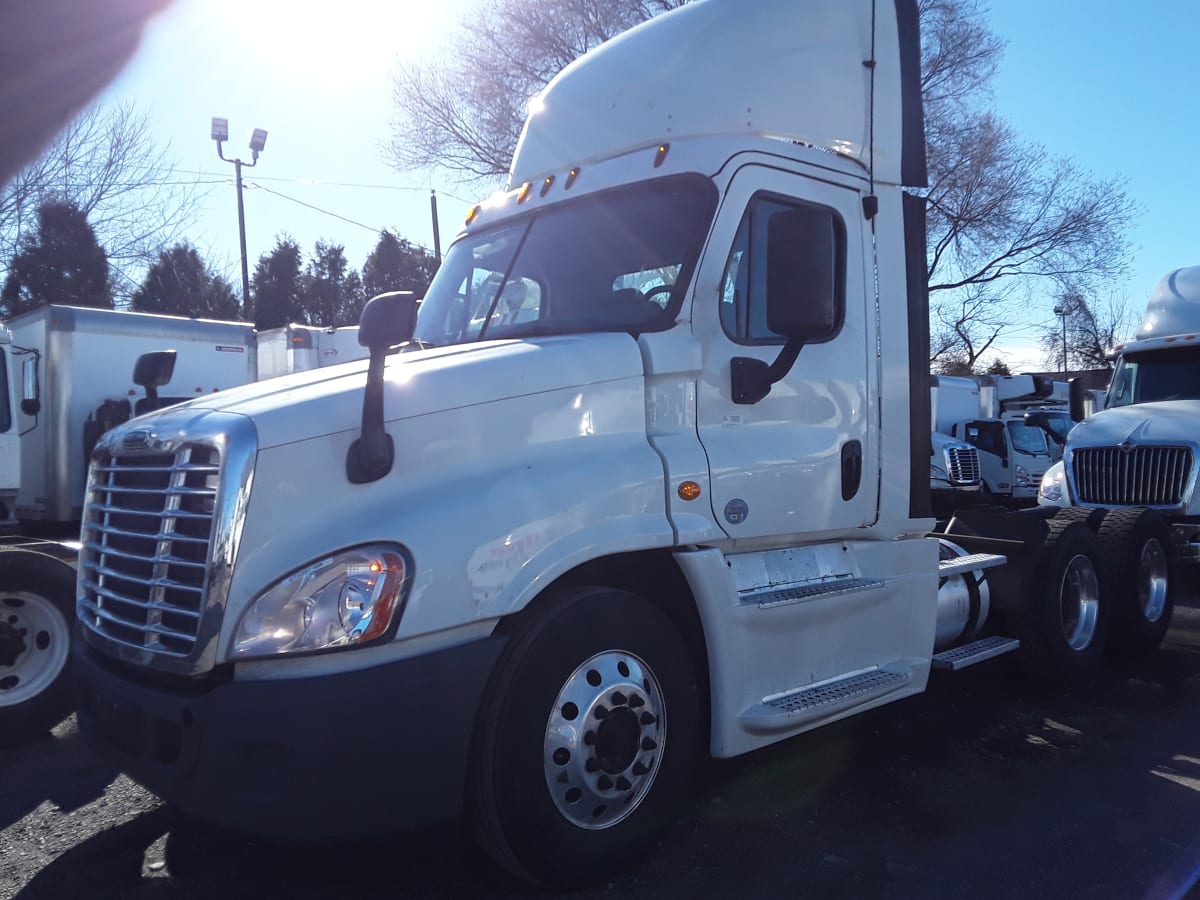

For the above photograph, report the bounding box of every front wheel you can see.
[1097,509,1175,656]
[0,550,77,747]
[471,586,699,888]
[1014,521,1110,683]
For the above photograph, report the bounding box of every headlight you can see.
[1038,462,1068,506]
[233,544,410,659]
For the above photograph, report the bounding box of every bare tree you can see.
[1039,290,1138,374]
[920,0,1137,369]
[0,102,200,300]
[388,0,685,182]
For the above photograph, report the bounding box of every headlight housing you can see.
[1014,464,1031,487]
[1038,462,1069,506]
[233,544,410,659]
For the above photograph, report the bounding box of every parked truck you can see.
[1038,265,1200,653]
[70,0,1174,887]
[0,305,256,746]
[256,322,365,380]
[932,374,1059,503]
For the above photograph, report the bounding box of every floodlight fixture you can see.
[211,116,229,143]
[250,128,268,155]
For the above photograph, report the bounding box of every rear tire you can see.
[470,585,699,888]
[1014,521,1110,683]
[1096,509,1174,657]
[0,550,77,747]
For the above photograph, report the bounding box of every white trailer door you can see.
[694,164,877,542]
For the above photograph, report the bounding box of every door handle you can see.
[841,440,862,501]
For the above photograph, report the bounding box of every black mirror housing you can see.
[358,291,418,352]
[132,350,177,389]
[765,206,842,341]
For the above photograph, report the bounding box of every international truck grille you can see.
[78,446,219,657]
[1072,445,1194,507]
[946,447,980,485]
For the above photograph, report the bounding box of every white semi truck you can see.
[1039,265,1200,653]
[0,305,255,746]
[70,0,1174,887]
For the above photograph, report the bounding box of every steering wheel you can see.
[642,284,674,306]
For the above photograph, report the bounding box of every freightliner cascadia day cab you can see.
[71,0,1177,886]
[0,306,256,747]
[1038,265,1200,653]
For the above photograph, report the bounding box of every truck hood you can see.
[1068,401,1200,448]
[144,334,646,450]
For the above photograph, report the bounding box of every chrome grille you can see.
[78,445,220,657]
[946,446,981,486]
[1072,445,1194,507]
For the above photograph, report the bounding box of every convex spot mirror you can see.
[764,207,842,342]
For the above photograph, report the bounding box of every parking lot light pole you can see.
[211,118,268,314]
[1053,303,1069,377]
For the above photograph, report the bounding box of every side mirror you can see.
[20,357,40,416]
[132,350,177,411]
[347,292,417,484]
[731,207,842,404]
[1068,377,1087,422]
[1023,410,1064,446]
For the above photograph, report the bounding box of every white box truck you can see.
[256,323,366,380]
[70,1,1174,887]
[0,305,255,746]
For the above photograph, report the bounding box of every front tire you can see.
[1097,508,1174,656]
[0,550,77,747]
[471,585,699,888]
[1014,521,1110,683]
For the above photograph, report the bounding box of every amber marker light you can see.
[466,204,481,224]
[540,175,555,197]
[517,181,533,203]
[565,167,581,189]
[654,143,670,167]
[678,481,702,501]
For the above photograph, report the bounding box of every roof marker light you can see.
[540,175,555,197]
[565,167,581,189]
[654,143,670,167]
[517,181,533,203]
[466,204,481,225]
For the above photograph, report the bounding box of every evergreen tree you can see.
[302,240,362,327]
[251,238,304,330]
[361,230,438,303]
[1,200,112,316]
[131,243,241,320]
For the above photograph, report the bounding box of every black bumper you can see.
[74,633,506,839]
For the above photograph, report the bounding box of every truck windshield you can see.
[413,174,716,348]
[1108,345,1200,407]
[1006,421,1049,455]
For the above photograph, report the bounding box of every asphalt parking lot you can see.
[6,606,1200,900]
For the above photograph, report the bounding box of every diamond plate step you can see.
[750,577,885,609]
[938,552,1007,579]
[738,666,913,734]
[932,635,1020,671]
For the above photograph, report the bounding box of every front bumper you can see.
[74,632,507,839]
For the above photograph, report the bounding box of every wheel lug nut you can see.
[586,758,601,773]
[641,737,657,751]
[632,761,649,776]
[611,691,627,705]
[640,712,657,726]
[629,694,645,708]
[594,705,609,720]
[616,776,631,791]
[597,775,614,790]
[584,730,597,745]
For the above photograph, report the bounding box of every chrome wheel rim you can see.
[0,592,71,707]
[543,650,665,830]
[1058,554,1100,651]
[1138,538,1169,624]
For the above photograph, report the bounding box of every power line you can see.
[171,168,474,203]
[245,182,381,233]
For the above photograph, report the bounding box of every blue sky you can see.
[104,0,1197,368]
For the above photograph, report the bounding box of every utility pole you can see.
[430,190,442,264]
[211,118,268,316]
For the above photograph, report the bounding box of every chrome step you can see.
[938,552,1007,579]
[750,577,885,609]
[931,635,1020,671]
[738,666,912,734]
